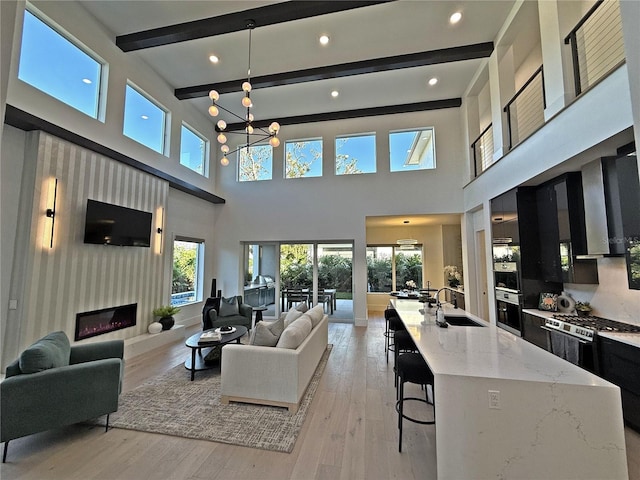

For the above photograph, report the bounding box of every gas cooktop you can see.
[551,314,640,334]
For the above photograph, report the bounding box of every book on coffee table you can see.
[198,331,221,344]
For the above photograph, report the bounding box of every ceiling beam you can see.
[222,98,462,132]
[116,1,393,52]
[175,42,494,100]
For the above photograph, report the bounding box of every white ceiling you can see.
[78,0,517,126]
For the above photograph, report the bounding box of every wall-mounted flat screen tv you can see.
[84,199,152,247]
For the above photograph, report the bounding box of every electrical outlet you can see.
[9,299,18,310]
[488,390,501,409]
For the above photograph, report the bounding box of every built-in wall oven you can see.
[495,287,522,335]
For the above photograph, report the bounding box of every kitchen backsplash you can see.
[565,256,640,325]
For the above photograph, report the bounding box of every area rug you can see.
[97,345,332,453]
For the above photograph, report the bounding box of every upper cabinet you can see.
[536,173,598,284]
[603,151,640,289]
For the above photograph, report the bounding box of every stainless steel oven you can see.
[495,288,522,335]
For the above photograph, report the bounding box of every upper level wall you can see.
[4,1,217,195]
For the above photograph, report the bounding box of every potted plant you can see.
[152,305,181,330]
[575,301,592,317]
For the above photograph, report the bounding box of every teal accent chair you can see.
[1,331,124,462]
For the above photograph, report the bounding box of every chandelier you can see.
[207,20,281,166]
[397,220,418,249]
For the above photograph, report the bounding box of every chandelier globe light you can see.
[207,20,281,166]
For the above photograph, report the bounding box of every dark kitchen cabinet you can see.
[603,150,640,289]
[522,312,549,350]
[536,173,598,284]
[598,336,640,432]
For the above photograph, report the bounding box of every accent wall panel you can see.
[21,132,168,347]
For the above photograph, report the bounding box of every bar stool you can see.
[393,329,417,389]
[395,352,435,452]
[384,308,405,363]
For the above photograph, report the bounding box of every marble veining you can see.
[391,299,629,480]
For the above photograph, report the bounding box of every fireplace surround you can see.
[75,303,137,341]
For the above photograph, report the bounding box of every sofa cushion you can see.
[284,307,304,328]
[250,316,285,346]
[306,304,325,328]
[219,296,239,317]
[276,315,312,349]
[295,301,309,313]
[19,331,71,374]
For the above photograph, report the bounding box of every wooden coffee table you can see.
[184,325,247,381]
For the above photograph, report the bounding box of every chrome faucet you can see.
[434,287,460,327]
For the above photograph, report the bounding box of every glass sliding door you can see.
[242,243,278,314]
[317,243,353,321]
[280,243,313,313]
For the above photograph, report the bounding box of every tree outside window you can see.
[335,134,376,175]
[366,245,423,292]
[171,239,203,306]
[239,145,273,181]
[285,139,322,178]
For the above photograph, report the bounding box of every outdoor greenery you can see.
[285,140,322,178]
[335,138,363,175]
[172,242,196,294]
[280,245,353,297]
[366,248,423,292]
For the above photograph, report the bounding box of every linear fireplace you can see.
[75,303,137,341]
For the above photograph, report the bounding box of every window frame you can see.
[238,143,273,182]
[123,82,169,155]
[335,132,377,175]
[180,123,209,177]
[284,137,323,179]
[170,236,205,307]
[389,127,436,172]
[366,244,423,293]
[18,7,105,120]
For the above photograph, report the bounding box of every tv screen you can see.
[84,199,152,247]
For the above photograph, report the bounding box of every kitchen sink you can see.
[444,315,485,327]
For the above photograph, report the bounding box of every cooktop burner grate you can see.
[552,314,640,333]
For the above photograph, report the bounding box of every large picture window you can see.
[239,145,273,182]
[389,128,436,171]
[180,124,208,176]
[18,9,103,119]
[335,134,376,175]
[367,245,423,292]
[171,238,204,307]
[285,139,323,178]
[123,84,167,154]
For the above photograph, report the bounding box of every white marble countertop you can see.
[523,308,640,348]
[394,300,613,387]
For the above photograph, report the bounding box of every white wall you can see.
[211,108,466,325]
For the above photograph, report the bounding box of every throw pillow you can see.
[306,304,325,328]
[295,301,309,313]
[284,307,304,328]
[219,296,239,317]
[19,331,71,374]
[276,315,313,349]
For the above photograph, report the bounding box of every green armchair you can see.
[1,331,124,462]
[202,295,252,331]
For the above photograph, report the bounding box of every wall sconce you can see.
[155,206,164,254]
[44,178,58,249]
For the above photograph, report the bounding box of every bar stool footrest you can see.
[395,397,435,425]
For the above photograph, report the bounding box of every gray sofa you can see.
[0,331,124,462]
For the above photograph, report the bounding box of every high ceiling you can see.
[79,0,516,130]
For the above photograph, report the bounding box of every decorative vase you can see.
[148,322,162,334]
[158,316,175,331]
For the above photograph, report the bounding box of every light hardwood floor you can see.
[2,313,639,480]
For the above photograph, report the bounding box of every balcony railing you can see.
[504,65,546,151]
[470,123,494,178]
[564,0,625,96]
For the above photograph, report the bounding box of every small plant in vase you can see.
[575,302,592,317]
[152,305,181,331]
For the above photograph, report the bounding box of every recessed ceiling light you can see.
[428,77,438,86]
[209,55,219,64]
[319,35,330,45]
[331,90,339,98]
[141,115,149,120]
[82,78,92,84]
[450,11,462,24]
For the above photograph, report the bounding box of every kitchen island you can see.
[392,299,628,479]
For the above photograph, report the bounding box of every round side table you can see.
[252,306,268,327]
